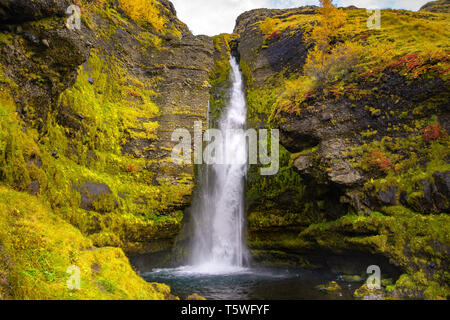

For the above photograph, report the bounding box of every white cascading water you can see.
[188,56,249,273]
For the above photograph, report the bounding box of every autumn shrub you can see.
[265,30,281,41]
[423,123,447,142]
[363,150,393,173]
[126,164,140,173]
[117,0,165,32]
[260,17,276,35]
[127,90,141,98]
[303,1,360,88]
[275,76,316,114]
[304,41,363,85]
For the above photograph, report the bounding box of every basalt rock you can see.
[0,0,72,23]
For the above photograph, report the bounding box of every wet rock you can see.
[317,281,342,293]
[400,191,408,206]
[320,112,332,122]
[353,283,385,300]
[186,293,207,300]
[22,32,39,45]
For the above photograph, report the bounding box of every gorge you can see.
[0,0,449,300]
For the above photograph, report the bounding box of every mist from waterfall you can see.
[187,56,250,273]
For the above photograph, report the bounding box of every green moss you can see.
[297,207,450,299]
[250,249,315,268]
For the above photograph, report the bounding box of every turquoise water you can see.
[143,266,364,300]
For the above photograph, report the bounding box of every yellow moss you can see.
[117,0,165,32]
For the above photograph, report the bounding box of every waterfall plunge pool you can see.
[142,266,364,300]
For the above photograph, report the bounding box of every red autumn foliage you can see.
[390,52,422,73]
[366,150,393,173]
[423,123,446,141]
[265,30,281,41]
[127,90,141,98]
[126,164,139,173]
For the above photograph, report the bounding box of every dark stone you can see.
[88,76,94,85]
[422,179,433,205]
[51,150,58,158]
[379,186,398,205]
[320,112,332,122]
[77,114,85,120]
[0,0,71,23]
[400,191,408,206]
[22,32,39,45]
[433,171,450,198]
[76,182,114,212]
[433,192,448,211]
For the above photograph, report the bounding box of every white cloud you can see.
[170,0,431,36]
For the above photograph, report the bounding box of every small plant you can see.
[423,123,446,142]
[265,30,281,42]
[364,150,393,173]
[127,90,141,98]
[126,164,139,173]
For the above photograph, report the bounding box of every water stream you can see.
[187,56,250,273]
[141,57,364,300]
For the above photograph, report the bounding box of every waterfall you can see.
[188,56,250,273]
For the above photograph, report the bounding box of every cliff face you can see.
[0,0,213,299]
[233,5,450,299]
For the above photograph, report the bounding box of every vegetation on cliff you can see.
[0,0,213,299]
[234,0,449,299]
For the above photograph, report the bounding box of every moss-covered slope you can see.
[0,0,214,299]
[231,3,450,299]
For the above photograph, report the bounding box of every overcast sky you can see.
[170,0,431,36]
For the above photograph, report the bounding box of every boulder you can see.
[76,182,117,213]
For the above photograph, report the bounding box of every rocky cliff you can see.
[232,3,449,299]
[0,0,214,299]
[0,0,449,301]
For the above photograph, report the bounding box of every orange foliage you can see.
[423,123,447,142]
[126,164,139,173]
[365,150,393,173]
[304,0,349,84]
[265,30,281,41]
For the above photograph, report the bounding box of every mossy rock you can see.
[317,281,342,292]
[353,283,385,300]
